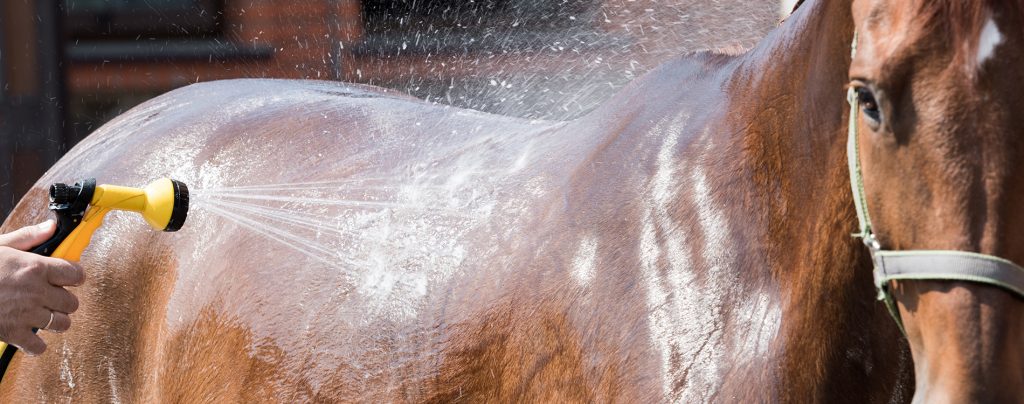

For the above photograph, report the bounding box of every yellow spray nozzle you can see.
[88,178,189,232]
[36,178,189,261]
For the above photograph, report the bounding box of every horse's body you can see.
[7,0,1002,401]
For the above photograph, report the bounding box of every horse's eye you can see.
[856,87,881,123]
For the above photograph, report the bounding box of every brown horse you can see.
[1,0,1021,401]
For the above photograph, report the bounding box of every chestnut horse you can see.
[1,0,1022,401]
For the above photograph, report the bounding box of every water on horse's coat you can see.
[0,1,923,401]
[571,236,598,285]
[978,16,1004,66]
[59,343,74,390]
[640,114,703,399]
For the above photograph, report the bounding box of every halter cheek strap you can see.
[847,34,1024,333]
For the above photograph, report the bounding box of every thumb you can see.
[0,220,56,251]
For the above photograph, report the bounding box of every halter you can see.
[846,33,1024,333]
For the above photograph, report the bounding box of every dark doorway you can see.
[64,0,223,39]
[0,1,67,216]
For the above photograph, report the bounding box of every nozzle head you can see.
[134,178,189,232]
[165,180,188,232]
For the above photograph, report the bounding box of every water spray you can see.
[0,178,189,380]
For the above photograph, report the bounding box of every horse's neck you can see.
[731,2,859,266]
[727,1,912,399]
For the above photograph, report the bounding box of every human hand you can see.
[0,220,85,355]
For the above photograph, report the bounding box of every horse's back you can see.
[0,78,626,401]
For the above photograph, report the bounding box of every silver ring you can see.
[43,311,54,331]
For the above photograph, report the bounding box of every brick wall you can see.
[68,0,363,93]
[66,0,777,133]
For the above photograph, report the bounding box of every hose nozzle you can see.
[87,178,189,232]
[31,177,190,260]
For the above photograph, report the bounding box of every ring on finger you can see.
[43,311,54,331]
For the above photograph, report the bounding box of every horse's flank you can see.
[0,1,913,402]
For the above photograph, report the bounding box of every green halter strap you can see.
[846,32,1024,333]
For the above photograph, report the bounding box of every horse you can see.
[1,0,1021,401]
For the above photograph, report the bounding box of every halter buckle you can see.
[862,232,881,252]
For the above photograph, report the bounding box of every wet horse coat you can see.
[0,1,920,402]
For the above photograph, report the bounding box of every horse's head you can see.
[848,0,1024,400]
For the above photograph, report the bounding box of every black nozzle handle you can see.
[30,179,96,257]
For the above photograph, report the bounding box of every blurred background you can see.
[0,0,780,216]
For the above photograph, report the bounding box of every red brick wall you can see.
[66,0,777,125]
[68,0,365,93]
